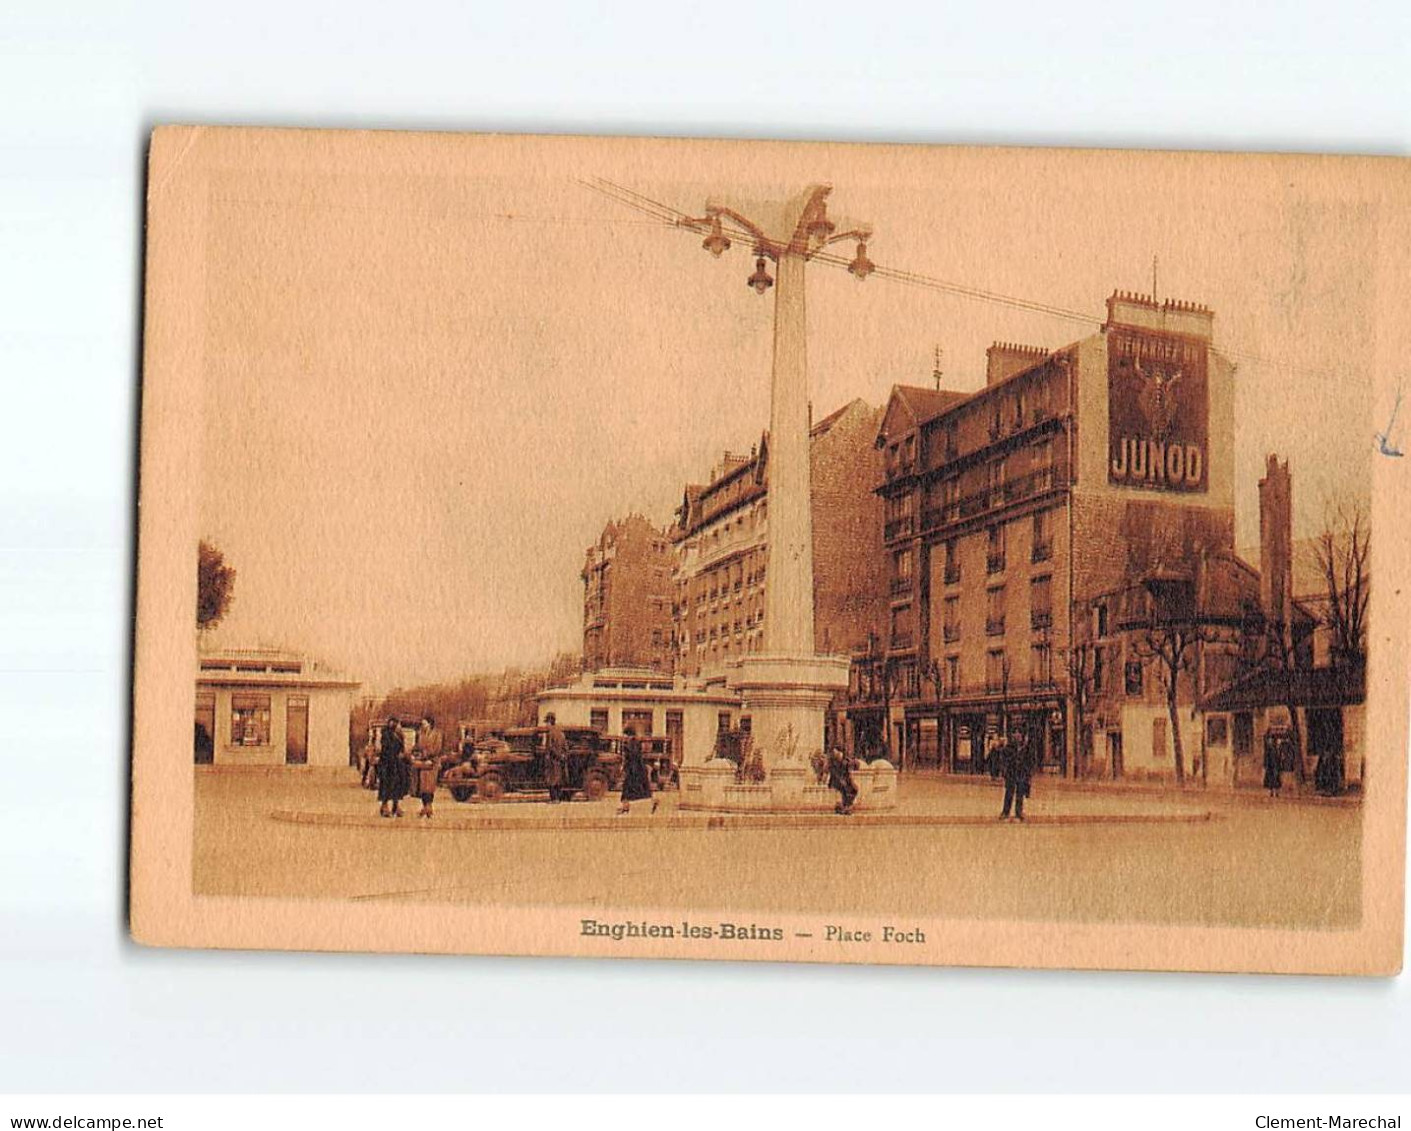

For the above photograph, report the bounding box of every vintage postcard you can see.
[131,126,1409,974]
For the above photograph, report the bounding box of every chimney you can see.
[1104,290,1215,342]
[1258,453,1293,629]
[985,341,1049,386]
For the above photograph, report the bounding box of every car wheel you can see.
[449,785,473,803]
[478,774,505,803]
[583,773,608,802]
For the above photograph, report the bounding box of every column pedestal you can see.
[677,654,897,813]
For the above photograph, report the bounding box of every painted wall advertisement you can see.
[1108,328,1209,492]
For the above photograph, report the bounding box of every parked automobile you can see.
[445,724,620,802]
[456,719,503,757]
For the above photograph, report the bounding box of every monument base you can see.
[677,653,898,813]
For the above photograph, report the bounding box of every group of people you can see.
[542,713,654,813]
[371,715,444,819]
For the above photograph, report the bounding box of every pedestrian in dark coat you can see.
[999,731,1034,821]
[1263,737,1283,797]
[1314,746,1343,796]
[377,717,409,817]
[544,713,568,803]
[616,727,657,816]
[827,747,859,815]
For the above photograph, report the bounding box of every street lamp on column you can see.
[677,186,874,660]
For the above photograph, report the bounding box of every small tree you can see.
[1062,636,1099,779]
[998,651,1013,741]
[197,540,236,631]
[1260,615,1309,786]
[1131,617,1217,787]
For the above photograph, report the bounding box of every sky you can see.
[196,135,1379,692]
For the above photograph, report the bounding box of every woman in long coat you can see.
[377,716,409,818]
[616,727,657,816]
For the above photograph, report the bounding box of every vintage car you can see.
[445,724,620,802]
[603,734,678,790]
[456,719,504,757]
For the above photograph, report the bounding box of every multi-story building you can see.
[670,398,886,681]
[581,514,675,673]
[849,291,1245,779]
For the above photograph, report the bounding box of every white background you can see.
[2,0,1409,1094]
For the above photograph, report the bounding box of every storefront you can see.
[196,648,360,768]
[941,699,1067,776]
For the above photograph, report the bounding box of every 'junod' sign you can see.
[1107,328,1209,492]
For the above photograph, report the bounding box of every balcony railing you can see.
[987,552,1007,574]
[890,576,914,597]
[1031,610,1053,630]
[986,616,1006,636]
[961,494,990,520]
[920,463,1067,534]
[936,675,1064,701]
[889,633,916,651]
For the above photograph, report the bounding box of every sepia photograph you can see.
[131,127,1409,973]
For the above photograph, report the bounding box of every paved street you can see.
[193,770,1361,930]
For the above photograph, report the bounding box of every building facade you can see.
[1198,456,1365,792]
[849,291,1243,779]
[581,514,675,673]
[669,397,886,679]
[195,647,360,768]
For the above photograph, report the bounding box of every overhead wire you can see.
[580,177,1335,381]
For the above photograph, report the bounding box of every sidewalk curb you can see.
[905,772,1364,808]
[270,808,1216,833]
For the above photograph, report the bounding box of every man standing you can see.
[412,715,444,819]
[999,728,1034,822]
[544,712,568,803]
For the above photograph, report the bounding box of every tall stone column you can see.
[764,248,815,656]
[675,183,894,812]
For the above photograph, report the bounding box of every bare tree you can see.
[1132,620,1216,787]
[1062,636,1099,779]
[998,651,1013,742]
[1315,503,1370,667]
[1261,616,1310,786]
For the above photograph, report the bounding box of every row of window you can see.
[885,377,1059,488]
[686,611,766,646]
[924,368,1060,468]
[890,509,1056,596]
[916,643,1148,703]
[940,575,1053,641]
